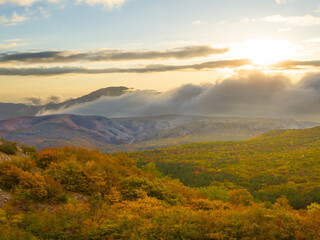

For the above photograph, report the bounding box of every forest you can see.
[130,127,320,210]
[1,127,320,239]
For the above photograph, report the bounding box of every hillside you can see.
[111,116,318,152]
[0,114,318,151]
[129,127,320,209]
[0,140,320,239]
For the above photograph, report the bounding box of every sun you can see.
[235,39,293,66]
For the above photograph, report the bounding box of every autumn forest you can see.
[1,127,320,239]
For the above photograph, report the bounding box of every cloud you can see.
[274,60,320,69]
[219,20,228,24]
[3,58,320,76]
[38,6,51,19]
[277,27,292,32]
[0,42,18,50]
[0,0,40,6]
[275,0,288,4]
[0,46,229,64]
[77,0,125,8]
[263,14,320,26]
[25,97,42,105]
[0,0,126,8]
[0,59,251,76]
[25,95,64,105]
[0,12,28,26]
[191,20,208,25]
[240,18,256,23]
[0,39,26,51]
[304,38,320,44]
[38,71,320,121]
[46,95,63,103]
[240,18,250,23]
[315,5,320,13]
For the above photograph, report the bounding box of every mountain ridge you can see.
[0,113,318,151]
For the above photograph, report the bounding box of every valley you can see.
[0,113,318,151]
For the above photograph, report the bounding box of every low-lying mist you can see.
[38,70,320,121]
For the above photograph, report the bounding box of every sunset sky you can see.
[1,0,320,103]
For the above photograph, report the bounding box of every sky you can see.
[1,0,320,108]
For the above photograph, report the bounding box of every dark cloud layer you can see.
[0,46,228,63]
[39,71,320,121]
[274,60,320,69]
[0,59,251,76]
[3,55,320,76]
[2,58,320,76]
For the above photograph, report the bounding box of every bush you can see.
[44,176,67,203]
[0,161,22,189]
[45,160,89,193]
[120,176,182,204]
[11,157,35,171]
[199,185,230,202]
[229,189,254,206]
[20,145,37,155]
[17,171,48,201]
[35,148,57,168]
[0,139,18,155]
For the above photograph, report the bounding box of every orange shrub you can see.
[35,148,58,168]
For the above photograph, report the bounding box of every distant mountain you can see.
[112,116,319,151]
[0,86,129,120]
[40,86,129,113]
[0,103,40,121]
[0,114,318,151]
